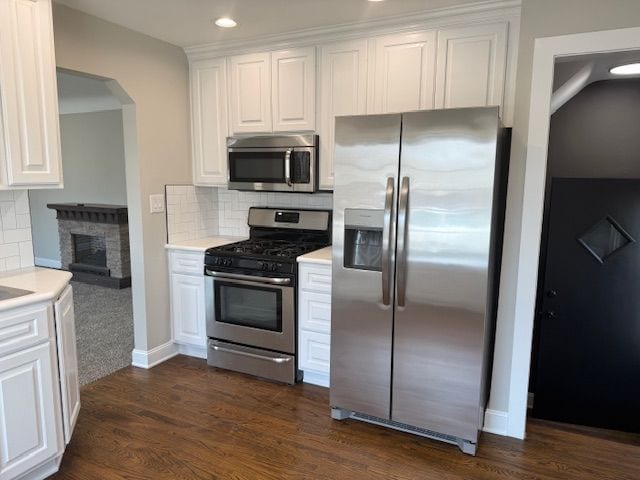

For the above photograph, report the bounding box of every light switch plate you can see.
[149,193,165,214]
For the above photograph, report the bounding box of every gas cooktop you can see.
[212,238,327,260]
[204,207,332,275]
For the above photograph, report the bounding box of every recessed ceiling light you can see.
[609,63,640,75]
[215,17,237,28]
[368,0,385,2]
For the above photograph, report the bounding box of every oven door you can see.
[227,147,315,192]
[205,271,295,354]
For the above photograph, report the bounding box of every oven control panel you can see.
[205,255,294,275]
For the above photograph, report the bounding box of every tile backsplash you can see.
[165,185,333,242]
[165,185,219,243]
[0,190,34,272]
[217,188,333,237]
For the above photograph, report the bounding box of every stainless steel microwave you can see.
[227,135,318,193]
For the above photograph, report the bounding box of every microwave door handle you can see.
[382,177,395,306]
[284,149,293,186]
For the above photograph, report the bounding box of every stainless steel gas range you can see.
[204,207,331,384]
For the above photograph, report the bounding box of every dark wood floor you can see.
[53,355,640,480]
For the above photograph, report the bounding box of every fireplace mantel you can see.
[47,203,128,225]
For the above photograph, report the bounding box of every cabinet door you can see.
[54,285,80,445]
[191,58,229,186]
[434,22,508,112]
[229,52,272,133]
[318,40,368,189]
[0,0,62,187]
[171,274,206,347]
[0,343,62,479]
[271,47,316,132]
[370,31,436,114]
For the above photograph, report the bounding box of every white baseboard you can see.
[483,409,509,436]
[35,257,62,269]
[132,341,179,369]
[177,343,207,359]
[302,370,329,388]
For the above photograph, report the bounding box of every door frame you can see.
[508,26,640,439]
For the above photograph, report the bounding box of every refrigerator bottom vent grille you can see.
[350,412,458,446]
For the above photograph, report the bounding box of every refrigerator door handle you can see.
[382,177,395,306]
[396,176,410,307]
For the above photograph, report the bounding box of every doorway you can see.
[527,53,640,433]
[28,69,134,385]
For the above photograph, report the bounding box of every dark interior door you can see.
[532,178,640,432]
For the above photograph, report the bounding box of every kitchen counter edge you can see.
[165,236,245,252]
[0,267,73,313]
[297,246,332,265]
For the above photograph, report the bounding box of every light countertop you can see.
[165,236,245,252]
[297,246,332,265]
[0,267,73,312]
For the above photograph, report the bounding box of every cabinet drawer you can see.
[298,330,330,374]
[170,251,204,275]
[0,305,51,355]
[299,263,331,294]
[298,291,331,334]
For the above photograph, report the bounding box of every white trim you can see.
[18,453,63,480]
[483,409,508,436]
[184,0,521,60]
[176,343,207,359]
[508,25,640,440]
[302,370,329,388]
[132,341,179,369]
[35,257,62,269]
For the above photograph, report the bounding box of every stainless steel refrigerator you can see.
[330,107,509,455]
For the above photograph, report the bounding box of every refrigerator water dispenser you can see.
[343,209,384,271]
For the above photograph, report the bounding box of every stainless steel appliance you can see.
[330,107,509,455]
[205,207,331,384]
[227,135,318,192]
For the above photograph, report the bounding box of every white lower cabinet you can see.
[54,286,80,445]
[168,250,207,358]
[0,285,78,480]
[0,342,62,480]
[171,273,206,347]
[298,262,331,387]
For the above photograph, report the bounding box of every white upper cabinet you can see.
[370,31,437,114]
[318,40,368,189]
[0,0,62,188]
[191,58,229,186]
[435,22,508,114]
[272,47,316,132]
[229,52,272,133]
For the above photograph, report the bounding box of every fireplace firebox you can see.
[48,203,131,288]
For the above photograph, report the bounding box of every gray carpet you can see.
[72,281,134,386]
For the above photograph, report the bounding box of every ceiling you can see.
[54,0,476,48]
[57,71,121,115]
[551,50,640,113]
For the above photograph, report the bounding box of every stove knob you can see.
[225,259,233,267]
[270,263,278,272]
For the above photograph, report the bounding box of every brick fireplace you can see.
[48,203,131,288]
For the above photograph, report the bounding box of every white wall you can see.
[29,110,127,266]
[0,191,34,272]
[491,0,640,432]
[52,4,192,353]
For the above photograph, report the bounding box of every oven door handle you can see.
[205,269,291,286]
[209,342,292,364]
